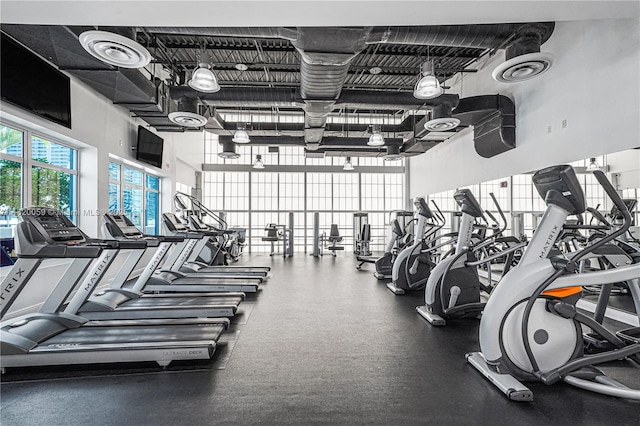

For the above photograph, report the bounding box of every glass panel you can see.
[31,136,76,169]
[145,191,159,234]
[0,159,22,234]
[124,167,143,186]
[109,162,121,181]
[108,183,120,213]
[1,125,23,157]
[31,166,76,218]
[146,174,159,191]
[123,186,144,228]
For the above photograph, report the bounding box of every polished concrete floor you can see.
[2,254,639,425]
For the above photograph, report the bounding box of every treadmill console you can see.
[532,165,586,215]
[20,208,85,243]
[163,212,189,232]
[454,189,483,218]
[189,215,209,231]
[104,214,143,238]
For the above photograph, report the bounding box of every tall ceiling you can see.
[1,1,638,159]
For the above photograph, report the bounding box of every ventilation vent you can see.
[492,52,553,83]
[218,140,240,159]
[79,30,151,68]
[168,112,207,128]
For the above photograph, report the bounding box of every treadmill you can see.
[162,213,270,276]
[102,213,261,293]
[15,209,244,320]
[0,208,228,370]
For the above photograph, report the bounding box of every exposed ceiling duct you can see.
[152,23,552,151]
[1,21,553,157]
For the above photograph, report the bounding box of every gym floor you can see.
[1,254,639,425]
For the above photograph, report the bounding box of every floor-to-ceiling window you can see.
[108,160,160,234]
[202,134,406,254]
[1,122,78,242]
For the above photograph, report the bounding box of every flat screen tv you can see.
[1,32,71,128]
[136,126,164,168]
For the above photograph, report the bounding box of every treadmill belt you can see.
[123,296,243,308]
[43,324,226,346]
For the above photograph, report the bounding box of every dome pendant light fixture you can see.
[343,157,354,171]
[413,60,443,100]
[367,124,385,147]
[586,157,599,172]
[188,51,220,93]
[253,154,265,169]
[232,124,251,144]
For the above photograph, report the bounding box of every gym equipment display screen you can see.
[0,32,72,129]
[135,126,164,168]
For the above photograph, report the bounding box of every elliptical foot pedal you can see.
[386,283,405,295]
[466,352,533,402]
[416,305,446,326]
[616,327,640,344]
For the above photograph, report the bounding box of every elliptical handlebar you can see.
[569,170,633,265]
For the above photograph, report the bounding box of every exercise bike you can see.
[467,165,640,401]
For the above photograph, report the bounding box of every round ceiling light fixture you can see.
[168,112,207,128]
[369,66,382,75]
[79,30,151,68]
[235,63,249,71]
[492,52,554,83]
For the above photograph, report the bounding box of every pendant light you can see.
[367,124,385,147]
[233,124,251,144]
[343,157,354,171]
[188,50,220,93]
[413,60,443,100]
[253,154,265,169]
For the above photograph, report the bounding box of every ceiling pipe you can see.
[169,86,458,111]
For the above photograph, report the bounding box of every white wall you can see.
[408,17,640,197]
[1,72,204,236]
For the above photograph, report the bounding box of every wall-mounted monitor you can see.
[0,32,72,128]
[136,126,164,168]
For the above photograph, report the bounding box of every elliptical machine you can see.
[467,165,640,401]
[416,190,521,325]
[387,198,440,295]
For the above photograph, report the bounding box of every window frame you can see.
[1,121,79,223]
[108,160,161,234]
